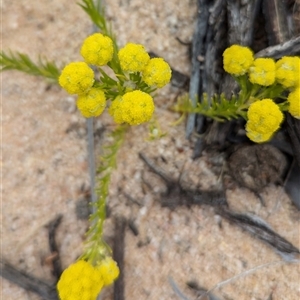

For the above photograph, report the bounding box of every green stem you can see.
[81,124,128,264]
[235,74,249,102]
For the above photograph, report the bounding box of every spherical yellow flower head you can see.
[76,88,106,118]
[80,33,114,66]
[57,260,103,300]
[275,56,300,88]
[118,43,150,72]
[109,91,154,125]
[97,257,120,286]
[248,58,276,86]
[59,62,95,94]
[223,45,254,76]
[287,87,300,119]
[246,99,284,143]
[142,58,172,88]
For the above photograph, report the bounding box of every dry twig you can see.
[0,259,59,300]
[199,259,300,300]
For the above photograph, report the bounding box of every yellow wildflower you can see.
[249,58,276,86]
[246,99,284,143]
[80,33,113,66]
[287,87,300,119]
[97,257,120,286]
[57,260,103,300]
[109,90,154,125]
[76,87,106,118]
[223,45,254,76]
[275,56,300,88]
[59,62,94,94]
[142,58,172,88]
[118,43,150,72]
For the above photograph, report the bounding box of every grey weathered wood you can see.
[186,0,211,138]
[286,115,300,168]
[188,0,300,165]
[255,36,300,58]
[263,0,291,45]
[217,208,300,261]
[227,0,261,46]
[262,0,300,169]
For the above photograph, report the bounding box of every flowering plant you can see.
[59,35,171,123]
[175,44,299,143]
[1,0,171,299]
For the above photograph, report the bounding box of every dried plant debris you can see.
[217,208,300,261]
[46,215,63,280]
[139,150,299,261]
[197,259,299,300]
[1,260,59,300]
[169,276,193,300]
[1,215,65,299]
[186,280,222,300]
[284,161,300,209]
[113,217,126,300]
[227,144,288,192]
[139,152,227,208]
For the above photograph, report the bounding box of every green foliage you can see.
[0,51,60,82]
[174,93,248,122]
[128,72,156,94]
[78,0,109,35]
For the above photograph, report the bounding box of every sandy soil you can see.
[2,1,300,299]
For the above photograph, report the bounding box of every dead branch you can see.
[113,217,126,300]
[217,208,300,261]
[255,36,300,58]
[47,214,63,281]
[0,259,59,300]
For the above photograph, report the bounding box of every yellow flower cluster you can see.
[118,43,150,72]
[222,45,299,140]
[57,258,119,300]
[117,43,172,88]
[288,87,300,119]
[59,36,170,121]
[76,88,106,118]
[80,33,114,66]
[246,99,284,143]
[109,90,155,125]
[275,56,300,88]
[97,256,120,286]
[59,62,95,95]
[223,46,299,90]
[249,58,275,86]
[58,33,115,117]
[58,34,114,117]
[223,45,254,76]
[142,57,172,88]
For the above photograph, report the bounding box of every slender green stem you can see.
[82,124,127,264]
[87,118,97,213]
